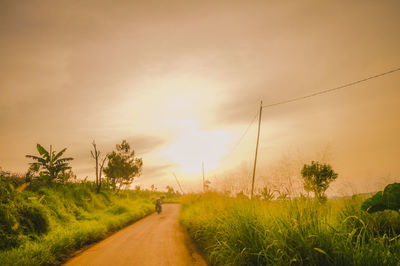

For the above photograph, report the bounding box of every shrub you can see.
[0,204,21,250]
[361,183,400,213]
[18,202,49,235]
[106,204,129,215]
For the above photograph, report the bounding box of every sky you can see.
[1,0,399,194]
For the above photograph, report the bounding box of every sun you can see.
[164,121,231,174]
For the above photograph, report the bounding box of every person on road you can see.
[155,198,162,214]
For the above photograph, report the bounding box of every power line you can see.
[217,110,258,168]
[246,66,400,197]
[262,67,400,109]
[214,66,400,196]
[226,110,259,157]
[172,172,184,194]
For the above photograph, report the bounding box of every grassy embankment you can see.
[0,177,160,265]
[180,193,400,266]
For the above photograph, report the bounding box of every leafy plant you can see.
[261,186,275,201]
[361,183,400,213]
[26,144,73,182]
[301,161,338,202]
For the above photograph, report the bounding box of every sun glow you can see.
[164,120,231,174]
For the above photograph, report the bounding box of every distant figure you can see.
[155,198,162,214]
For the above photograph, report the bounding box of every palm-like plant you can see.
[26,144,73,182]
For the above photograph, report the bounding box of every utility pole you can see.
[202,161,205,192]
[251,100,263,199]
[172,173,184,194]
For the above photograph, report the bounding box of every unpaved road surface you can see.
[65,204,207,266]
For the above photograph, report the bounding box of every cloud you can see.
[1,0,400,192]
[125,136,167,155]
[143,164,175,178]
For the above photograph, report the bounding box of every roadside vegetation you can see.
[0,140,181,265]
[180,161,400,265]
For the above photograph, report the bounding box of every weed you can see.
[180,194,400,265]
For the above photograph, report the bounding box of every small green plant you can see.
[261,186,274,201]
[301,161,338,202]
[361,182,400,213]
[26,144,73,182]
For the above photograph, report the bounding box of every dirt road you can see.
[65,204,207,266]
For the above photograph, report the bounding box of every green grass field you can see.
[0,180,157,265]
[180,193,400,266]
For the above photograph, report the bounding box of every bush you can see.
[18,202,49,236]
[362,183,400,213]
[106,204,129,215]
[0,194,49,250]
[0,204,21,250]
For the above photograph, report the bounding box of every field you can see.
[0,177,159,265]
[180,193,400,266]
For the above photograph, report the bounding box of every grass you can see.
[180,193,400,266]
[0,179,158,265]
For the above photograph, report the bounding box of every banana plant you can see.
[26,144,73,182]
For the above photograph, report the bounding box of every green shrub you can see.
[0,204,21,250]
[18,202,49,235]
[362,183,400,213]
[106,204,129,215]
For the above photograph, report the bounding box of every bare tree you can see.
[91,141,107,193]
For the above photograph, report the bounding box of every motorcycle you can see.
[155,203,162,214]
[155,198,162,214]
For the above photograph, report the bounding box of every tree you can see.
[301,161,338,202]
[166,185,175,198]
[26,144,73,182]
[103,140,142,191]
[90,141,107,193]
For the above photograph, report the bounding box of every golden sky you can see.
[1,0,399,194]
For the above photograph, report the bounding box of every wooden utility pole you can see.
[202,161,205,192]
[172,173,184,194]
[251,101,263,199]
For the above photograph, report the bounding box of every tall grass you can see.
[0,181,155,265]
[180,193,400,266]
